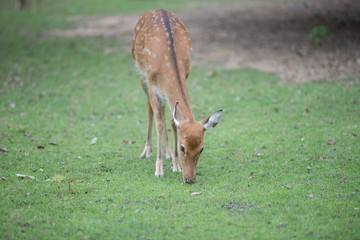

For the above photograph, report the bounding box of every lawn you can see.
[1,1,359,239]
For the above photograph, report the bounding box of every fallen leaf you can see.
[206,71,216,77]
[1,177,6,180]
[327,140,336,145]
[256,153,263,157]
[39,168,44,172]
[191,192,201,196]
[350,133,358,136]
[307,194,313,198]
[18,125,27,133]
[16,174,39,181]
[49,142,57,146]
[47,174,66,183]
[0,148,8,152]
[37,145,45,149]
[286,184,291,189]
[90,137,97,145]
[277,222,286,228]
[123,140,135,145]
[69,177,77,183]
[234,153,244,157]
[71,190,76,195]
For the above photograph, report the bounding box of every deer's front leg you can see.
[171,117,181,172]
[161,106,172,160]
[149,95,164,177]
[140,101,153,159]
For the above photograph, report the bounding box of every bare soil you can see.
[45,0,360,82]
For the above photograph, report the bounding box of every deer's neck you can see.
[166,76,195,123]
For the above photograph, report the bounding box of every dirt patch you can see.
[45,0,360,82]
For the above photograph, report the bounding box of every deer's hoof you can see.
[155,173,164,178]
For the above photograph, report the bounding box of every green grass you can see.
[1,1,360,239]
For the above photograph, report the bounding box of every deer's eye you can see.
[199,146,204,154]
[180,145,185,154]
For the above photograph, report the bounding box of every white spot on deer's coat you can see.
[136,26,140,31]
[143,48,151,55]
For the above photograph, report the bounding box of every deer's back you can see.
[131,9,192,82]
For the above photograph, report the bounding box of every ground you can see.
[46,0,360,82]
[0,0,359,239]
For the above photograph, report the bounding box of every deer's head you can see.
[173,102,222,184]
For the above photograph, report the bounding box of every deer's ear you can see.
[173,102,183,127]
[201,109,223,130]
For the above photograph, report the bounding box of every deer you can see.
[131,9,222,184]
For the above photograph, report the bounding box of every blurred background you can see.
[1,0,359,82]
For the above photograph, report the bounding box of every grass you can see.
[1,1,360,239]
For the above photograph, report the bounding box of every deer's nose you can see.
[184,178,195,184]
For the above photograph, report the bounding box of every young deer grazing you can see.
[131,9,222,184]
